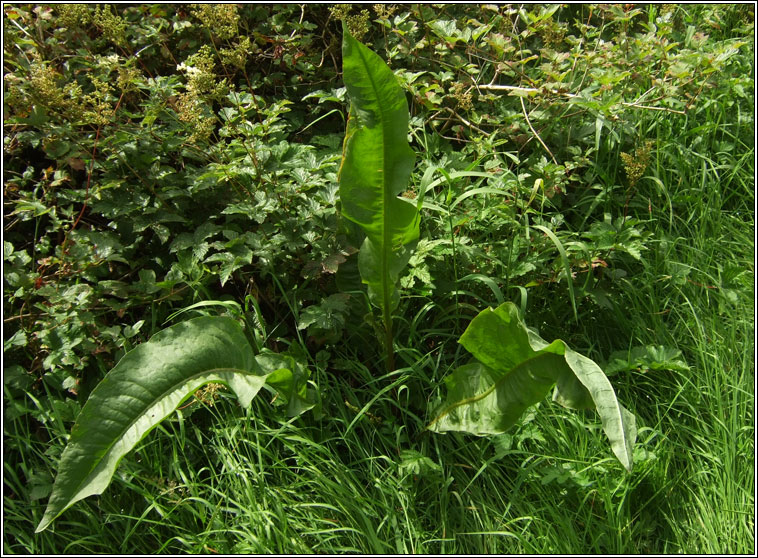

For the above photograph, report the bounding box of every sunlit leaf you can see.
[36,316,314,532]
[339,25,421,316]
[429,302,636,471]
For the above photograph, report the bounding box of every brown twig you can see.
[443,107,489,136]
[478,84,686,114]
[60,91,127,256]
[520,96,557,165]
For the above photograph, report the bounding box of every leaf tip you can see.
[35,513,53,534]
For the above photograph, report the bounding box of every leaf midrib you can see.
[85,365,253,475]
[354,41,393,331]
[427,351,559,429]
[47,366,254,525]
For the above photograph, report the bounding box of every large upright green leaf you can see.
[338,26,420,316]
[36,316,315,533]
[428,303,637,472]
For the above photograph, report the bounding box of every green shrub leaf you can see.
[428,303,637,472]
[36,316,313,533]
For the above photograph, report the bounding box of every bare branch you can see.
[520,96,557,165]
[444,107,489,136]
[478,84,686,114]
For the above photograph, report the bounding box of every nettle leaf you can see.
[338,25,421,315]
[204,246,253,287]
[170,222,221,257]
[398,449,443,478]
[297,293,351,332]
[36,316,315,533]
[429,302,637,472]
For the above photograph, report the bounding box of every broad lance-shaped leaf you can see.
[428,303,637,472]
[338,25,420,313]
[36,316,316,533]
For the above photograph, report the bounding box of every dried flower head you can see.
[56,4,92,28]
[81,77,115,126]
[373,4,398,20]
[93,6,127,47]
[194,382,225,406]
[220,37,253,70]
[191,4,239,40]
[117,65,144,93]
[620,140,655,188]
[330,5,371,40]
[178,45,225,97]
[451,81,473,111]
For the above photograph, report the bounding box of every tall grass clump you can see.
[3,4,753,554]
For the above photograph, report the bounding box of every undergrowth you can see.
[3,4,754,554]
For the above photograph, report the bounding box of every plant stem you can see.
[383,290,395,373]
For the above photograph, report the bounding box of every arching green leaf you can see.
[36,316,314,532]
[428,303,636,471]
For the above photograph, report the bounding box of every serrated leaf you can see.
[398,449,442,477]
[428,302,636,472]
[297,294,351,331]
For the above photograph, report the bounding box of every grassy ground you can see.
[6,85,753,555]
[3,5,754,554]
